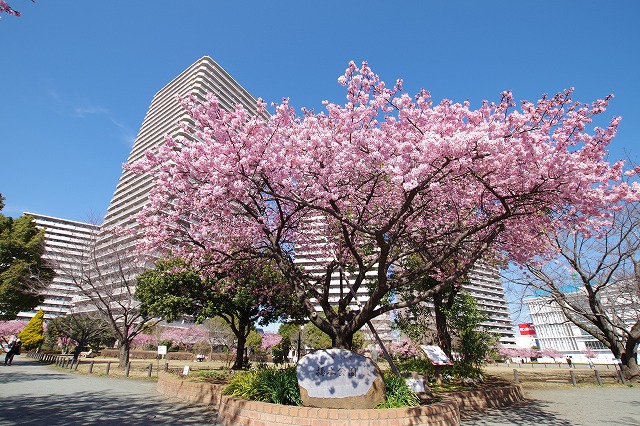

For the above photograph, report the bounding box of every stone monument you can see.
[296,348,385,409]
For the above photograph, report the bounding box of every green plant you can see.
[444,292,498,369]
[376,372,420,409]
[19,309,45,350]
[271,339,290,364]
[397,358,435,375]
[223,366,301,406]
[396,357,484,382]
[194,370,233,382]
[449,362,484,379]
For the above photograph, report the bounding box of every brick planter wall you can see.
[443,385,524,412]
[217,396,460,426]
[156,373,523,425]
[156,372,225,405]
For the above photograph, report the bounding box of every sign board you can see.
[420,345,453,366]
[518,323,536,336]
[296,348,382,399]
[405,378,425,393]
[157,345,167,355]
[182,365,190,376]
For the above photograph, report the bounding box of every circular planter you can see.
[157,372,523,425]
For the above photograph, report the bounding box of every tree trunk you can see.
[232,336,246,370]
[72,345,82,363]
[118,341,130,368]
[434,291,453,357]
[331,331,353,350]
[621,351,640,381]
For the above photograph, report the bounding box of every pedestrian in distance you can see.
[588,358,594,369]
[566,357,573,368]
[4,337,21,366]
[2,335,16,362]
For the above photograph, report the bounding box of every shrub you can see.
[194,370,233,382]
[396,357,483,382]
[224,366,301,406]
[18,310,44,350]
[396,358,435,376]
[376,372,420,409]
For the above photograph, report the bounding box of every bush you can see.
[223,366,301,406]
[396,358,435,376]
[396,358,483,382]
[18,310,45,350]
[376,372,420,409]
[194,370,234,382]
[271,339,290,364]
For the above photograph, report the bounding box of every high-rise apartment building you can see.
[293,217,515,346]
[464,263,516,345]
[68,57,269,314]
[99,56,267,240]
[17,213,98,320]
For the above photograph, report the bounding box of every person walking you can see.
[4,338,21,366]
[566,356,573,368]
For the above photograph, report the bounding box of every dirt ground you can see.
[51,355,633,391]
[483,363,629,389]
[49,355,234,380]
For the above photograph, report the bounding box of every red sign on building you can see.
[518,323,536,336]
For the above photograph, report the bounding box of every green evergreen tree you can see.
[19,309,45,350]
[444,292,498,369]
[135,258,303,370]
[0,194,54,320]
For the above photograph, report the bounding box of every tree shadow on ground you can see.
[0,369,71,384]
[0,390,219,425]
[460,399,573,426]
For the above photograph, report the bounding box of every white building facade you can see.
[73,56,268,314]
[464,263,516,345]
[525,295,616,364]
[18,213,98,320]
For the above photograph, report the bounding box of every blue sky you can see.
[1,1,639,223]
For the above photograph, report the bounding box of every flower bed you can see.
[157,372,524,425]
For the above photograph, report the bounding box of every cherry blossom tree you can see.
[261,332,282,352]
[388,340,422,360]
[129,61,639,350]
[160,326,206,351]
[541,348,563,363]
[131,333,156,350]
[498,346,518,361]
[515,346,540,361]
[582,347,597,359]
[0,0,32,17]
[0,320,26,341]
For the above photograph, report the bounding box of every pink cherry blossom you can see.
[128,61,639,348]
[260,332,282,351]
[0,320,27,338]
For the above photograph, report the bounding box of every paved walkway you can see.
[0,356,219,425]
[1,356,639,425]
[462,387,640,425]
